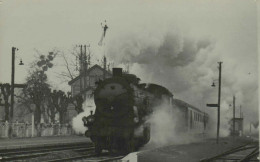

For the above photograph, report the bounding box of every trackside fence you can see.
[0,122,76,138]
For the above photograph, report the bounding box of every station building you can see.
[66,64,112,123]
[230,117,244,136]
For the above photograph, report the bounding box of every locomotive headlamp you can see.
[87,116,95,122]
[82,115,95,127]
[82,116,88,125]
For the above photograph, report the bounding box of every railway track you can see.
[47,153,124,162]
[201,142,259,162]
[0,142,94,161]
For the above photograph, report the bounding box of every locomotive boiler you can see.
[82,68,173,154]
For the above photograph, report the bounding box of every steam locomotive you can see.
[82,68,209,154]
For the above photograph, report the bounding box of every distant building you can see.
[68,64,112,97]
[230,117,244,136]
[66,64,112,122]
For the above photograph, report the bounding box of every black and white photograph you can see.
[0,0,259,161]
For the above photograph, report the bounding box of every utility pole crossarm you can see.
[206,104,219,107]
[14,84,27,88]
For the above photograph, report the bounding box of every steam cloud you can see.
[107,29,258,136]
[145,100,201,147]
[72,97,95,134]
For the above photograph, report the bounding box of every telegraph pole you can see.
[83,45,87,100]
[217,62,222,144]
[206,62,223,144]
[233,96,236,136]
[79,45,83,94]
[10,47,17,121]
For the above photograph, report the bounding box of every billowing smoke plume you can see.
[144,100,201,148]
[72,97,95,134]
[107,28,258,136]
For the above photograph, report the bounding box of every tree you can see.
[55,45,93,83]
[23,70,51,124]
[17,51,57,124]
[46,88,57,123]
[37,52,55,72]
[0,83,11,121]
[49,90,70,124]
[71,94,84,114]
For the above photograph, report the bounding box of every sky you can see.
[0,0,259,133]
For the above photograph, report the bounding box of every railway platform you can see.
[0,135,91,150]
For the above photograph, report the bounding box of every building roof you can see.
[68,64,112,85]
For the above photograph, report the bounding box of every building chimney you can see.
[113,68,122,77]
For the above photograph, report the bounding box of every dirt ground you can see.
[137,137,257,162]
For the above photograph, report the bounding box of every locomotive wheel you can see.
[143,127,150,144]
[125,138,135,153]
[95,140,102,155]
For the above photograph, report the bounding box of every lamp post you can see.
[10,47,24,122]
[206,62,222,144]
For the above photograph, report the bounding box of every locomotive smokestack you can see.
[113,68,122,77]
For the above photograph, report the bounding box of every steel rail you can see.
[98,156,124,162]
[0,144,93,156]
[47,154,124,162]
[0,147,95,161]
[240,146,259,162]
[0,143,94,161]
[46,153,98,162]
[200,142,256,162]
[0,141,92,153]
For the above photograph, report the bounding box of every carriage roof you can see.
[142,83,173,97]
[173,99,208,115]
